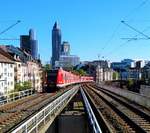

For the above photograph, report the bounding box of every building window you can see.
[10,73,13,77]
[4,87,7,93]
[10,64,13,68]
[4,68,7,75]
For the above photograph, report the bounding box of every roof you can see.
[53,21,60,29]
[0,48,14,63]
[0,53,14,64]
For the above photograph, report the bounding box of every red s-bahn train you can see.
[44,68,94,91]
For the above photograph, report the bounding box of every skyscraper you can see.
[29,29,35,40]
[52,22,61,68]
[31,39,38,59]
[29,29,38,59]
[20,29,38,59]
[20,35,30,52]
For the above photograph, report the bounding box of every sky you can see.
[0,0,150,63]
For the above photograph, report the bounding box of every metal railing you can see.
[80,88,102,133]
[0,89,35,105]
[12,86,79,133]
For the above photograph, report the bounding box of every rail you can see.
[80,88,102,133]
[89,84,150,132]
[0,89,35,105]
[97,84,150,109]
[12,86,79,133]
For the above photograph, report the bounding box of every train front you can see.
[45,69,58,92]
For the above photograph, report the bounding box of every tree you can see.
[113,72,118,80]
[14,81,32,91]
[22,81,32,90]
[127,79,134,89]
[15,83,23,91]
[72,69,87,76]
[44,64,51,71]
[78,69,87,76]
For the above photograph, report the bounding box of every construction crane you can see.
[0,20,21,36]
[121,20,150,41]
[121,37,149,41]
[0,38,19,40]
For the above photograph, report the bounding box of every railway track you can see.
[82,83,150,133]
[0,88,69,133]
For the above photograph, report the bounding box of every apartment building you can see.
[0,49,14,94]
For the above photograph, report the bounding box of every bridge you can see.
[0,83,150,133]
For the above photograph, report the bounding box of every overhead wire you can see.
[122,26,150,41]
[0,20,21,36]
[121,21,150,39]
[99,22,121,58]
[123,0,149,21]
[103,0,150,59]
[104,26,150,59]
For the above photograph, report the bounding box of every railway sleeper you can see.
[85,85,149,133]
[83,87,134,133]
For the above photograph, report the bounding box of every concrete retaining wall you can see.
[97,84,150,109]
[140,85,150,98]
[46,111,89,133]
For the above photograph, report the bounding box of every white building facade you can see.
[27,61,42,92]
[96,65,115,83]
[0,54,14,95]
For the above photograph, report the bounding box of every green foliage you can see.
[72,69,87,76]
[127,79,134,88]
[44,64,51,71]
[15,83,23,91]
[15,81,32,92]
[22,81,32,90]
[78,69,87,76]
[113,72,118,80]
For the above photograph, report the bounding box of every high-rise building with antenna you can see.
[51,21,61,68]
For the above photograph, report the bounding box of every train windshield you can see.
[47,70,58,82]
